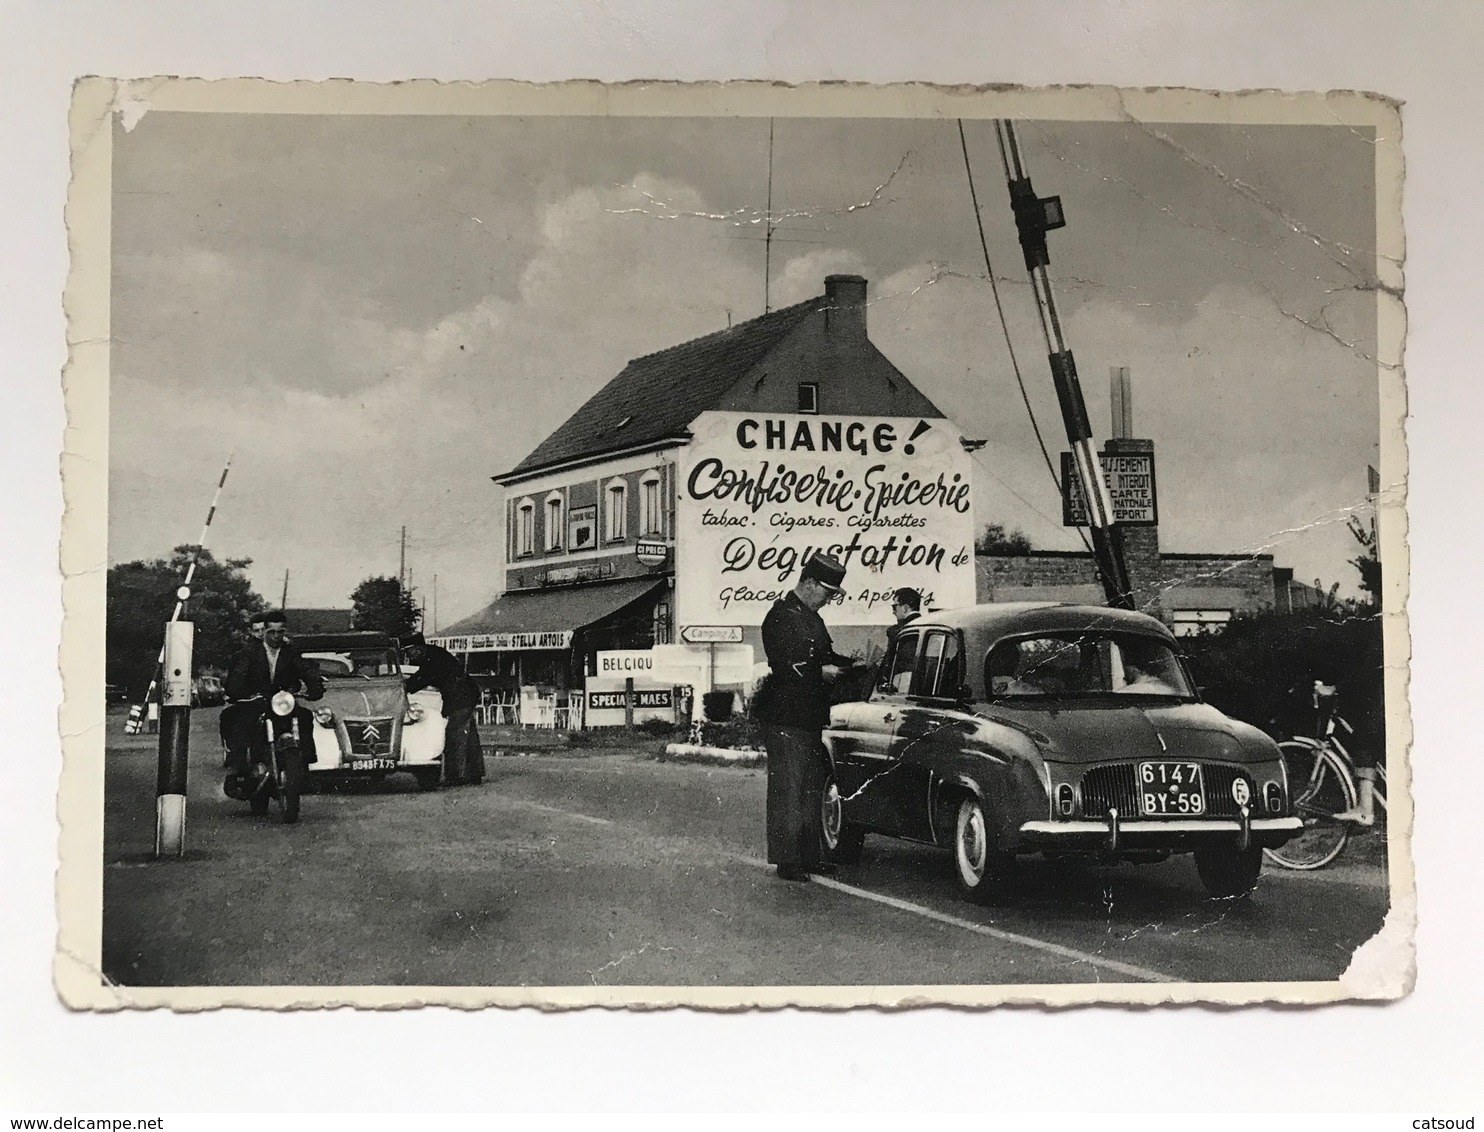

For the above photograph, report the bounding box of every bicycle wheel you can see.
[1264,741,1356,870]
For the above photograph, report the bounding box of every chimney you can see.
[824,274,868,338]
[1110,366,1133,438]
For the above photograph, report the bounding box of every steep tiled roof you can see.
[504,297,820,479]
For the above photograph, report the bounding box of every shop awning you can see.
[430,578,666,652]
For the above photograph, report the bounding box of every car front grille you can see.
[1078,763,1140,818]
[345,718,396,757]
[1199,764,1255,817]
[1077,762,1255,819]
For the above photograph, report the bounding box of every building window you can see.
[640,472,663,536]
[544,492,564,552]
[605,478,627,542]
[653,601,671,645]
[1170,609,1233,637]
[516,500,534,557]
[567,504,596,551]
[797,382,819,414]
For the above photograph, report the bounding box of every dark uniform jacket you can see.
[756,591,854,731]
[225,641,325,703]
[403,642,477,717]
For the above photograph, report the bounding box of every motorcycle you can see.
[222,690,309,823]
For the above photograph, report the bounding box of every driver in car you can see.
[222,610,325,787]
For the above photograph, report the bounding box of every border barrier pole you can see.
[155,615,194,858]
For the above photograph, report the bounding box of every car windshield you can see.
[303,649,400,679]
[984,632,1193,700]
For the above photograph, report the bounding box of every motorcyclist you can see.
[219,611,268,766]
[222,610,325,791]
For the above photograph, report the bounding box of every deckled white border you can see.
[57,78,1410,1012]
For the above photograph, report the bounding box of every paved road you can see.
[102,709,1390,988]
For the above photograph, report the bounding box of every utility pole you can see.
[280,568,290,610]
[399,525,407,588]
[432,574,438,633]
[995,119,1133,610]
[764,118,775,314]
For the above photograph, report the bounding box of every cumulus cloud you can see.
[111,174,787,621]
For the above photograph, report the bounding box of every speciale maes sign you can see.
[675,411,976,625]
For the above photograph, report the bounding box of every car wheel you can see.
[953,795,1011,903]
[1195,845,1263,901]
[820,772,864,865]
[413,767,441,791]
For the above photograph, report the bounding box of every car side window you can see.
[885,630,919,695]
[912,631,947,696]
[911,631,964,699]
[933,632,962,698]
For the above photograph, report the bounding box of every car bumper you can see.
[1019,813,1302,853]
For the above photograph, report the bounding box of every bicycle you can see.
[1263,682,1388,870]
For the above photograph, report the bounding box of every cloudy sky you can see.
[110,111,1380,626]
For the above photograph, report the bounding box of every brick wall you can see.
[976,550,1275,620]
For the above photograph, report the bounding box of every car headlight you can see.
[404,703,424,725]
[314,707,335,727]
[270,691,297,717]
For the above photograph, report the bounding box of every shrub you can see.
[694,717,765,752]
[1178,607,1385,762]
[636,717,677,738]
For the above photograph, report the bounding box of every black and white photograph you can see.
[57,79,1408,1008]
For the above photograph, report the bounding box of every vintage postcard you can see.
[58,78,1409,1009]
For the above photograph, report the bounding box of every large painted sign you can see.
[676,412,976,625]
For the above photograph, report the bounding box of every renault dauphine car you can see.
[294,631,444,790]
[821,603,1301,902]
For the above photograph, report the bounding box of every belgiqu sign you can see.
[675,411,977,626]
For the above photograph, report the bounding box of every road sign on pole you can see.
[680,625,743,644]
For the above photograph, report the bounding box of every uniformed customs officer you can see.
[755,551,859,881]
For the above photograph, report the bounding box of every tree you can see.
[1347,515,1381,607]
[107,545,269,698]
[350,576,421,637]
[975,523,1033,556]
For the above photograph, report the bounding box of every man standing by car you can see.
[400,633,483,787]
[884,587,921,656]
[755,552,859,882]
[222,610,324,784]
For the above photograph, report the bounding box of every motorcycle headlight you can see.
[271,690,297,717]
[314,707,335,727]
[404,703,424,725]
